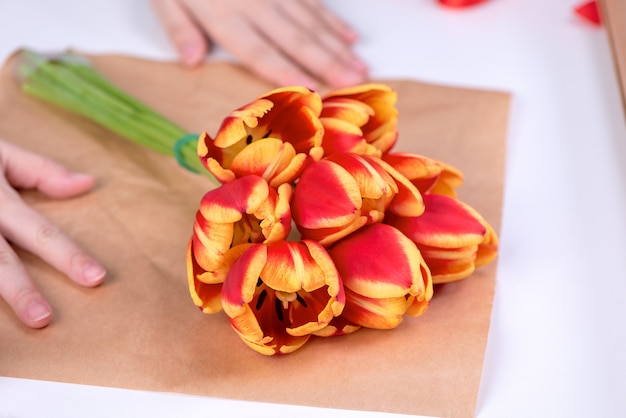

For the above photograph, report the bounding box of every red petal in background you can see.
[438,0,488,8]
[574,1,602,25]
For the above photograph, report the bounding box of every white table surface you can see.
[1,1,626,417]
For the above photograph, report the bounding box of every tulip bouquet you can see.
[16,50,496,356]
[187,85,498,355]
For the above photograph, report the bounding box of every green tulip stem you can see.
[16,49,215,181]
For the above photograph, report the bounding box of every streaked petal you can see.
[292,160,362,229]
[213,99,274,148]
[229,137,307,186]
[457,201,499,267]
[187,240,223,313]
[430,161,464,197]
[204,157,236,184]
[255,183,293,244]
[386,194,486,249]
[341,288,410,329]
[418,244,478,283]
[321,97,373,125]
[329,223,425,299]
[406,259,433,316]
[244,87,324,153]
[199,175,269,223]
[325,153,397,200]
[196,243,254,285]
[323,84,398,153]
[312,316,361,337]
[222,244,268,317]
[298,213,368,247]
[373,157,424,218]
[320,117,368,156]
[382,152,442,194]
[191,211,233,272]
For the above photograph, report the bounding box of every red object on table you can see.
[574,1,602,25]
[438,0,488,8]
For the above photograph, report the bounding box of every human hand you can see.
[151,0,368,89]
[0,140,106,328]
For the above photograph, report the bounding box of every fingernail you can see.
[332,70,367,88]
[69,172,93,181]
[28,301,51,322]
[292,75,319,90]
[351,58,369,74]
[181,41,204,66]
[342,28,359,44]
[82,261,106,285]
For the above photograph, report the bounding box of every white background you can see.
[1,0,626,417]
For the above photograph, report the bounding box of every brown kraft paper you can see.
[0,52,510,418]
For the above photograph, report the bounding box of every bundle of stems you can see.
[16,48,214,180]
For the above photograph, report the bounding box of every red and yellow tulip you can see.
[321,84,399,156]
[385,193,495,283]
[221,240,345,355]
[197,86,325,188]
[329,223,433,329]
[187,175,292,313]
[291,152,423,246]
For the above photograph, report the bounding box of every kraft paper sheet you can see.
[601,0,626,113]
[0,53,510,418]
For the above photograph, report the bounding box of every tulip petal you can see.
[255,183,293,244]
[324,153,401,224]
[312,316,361,337]
[213,99,274,148]
[429,161,464,198]
[238,87,324,153]
[326,153,397,200]
[418,244,478,283]
[298,214,369,247]
[323,84,398,153]
[373,157,425,218]
[199,175,269,224]
[386,194,493,283]
[292,160,362,229]
[320,117,369,156]
[382,152,442,194]
[457,200,499,267]
[341,289,410,329]
[321,97,373,126]
[191,211,233,272]
[187,240,223,313]
[229,137,307,187]
[386,194,486,249]
[204,157,237,184]
[196,243,254,285]
[330,223,426,299]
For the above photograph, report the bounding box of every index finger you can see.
[0,237,53,328]
[0,198,106,289]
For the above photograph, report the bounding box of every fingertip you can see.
[350,57,369,75]
[180,38,208,67]
[327,69,368,88]
[341,27,360,44]
[78,259,107,287]
[288,74,319,90]
[25,299,52,328]
[67,172,96,191]
[39,170,96,199]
